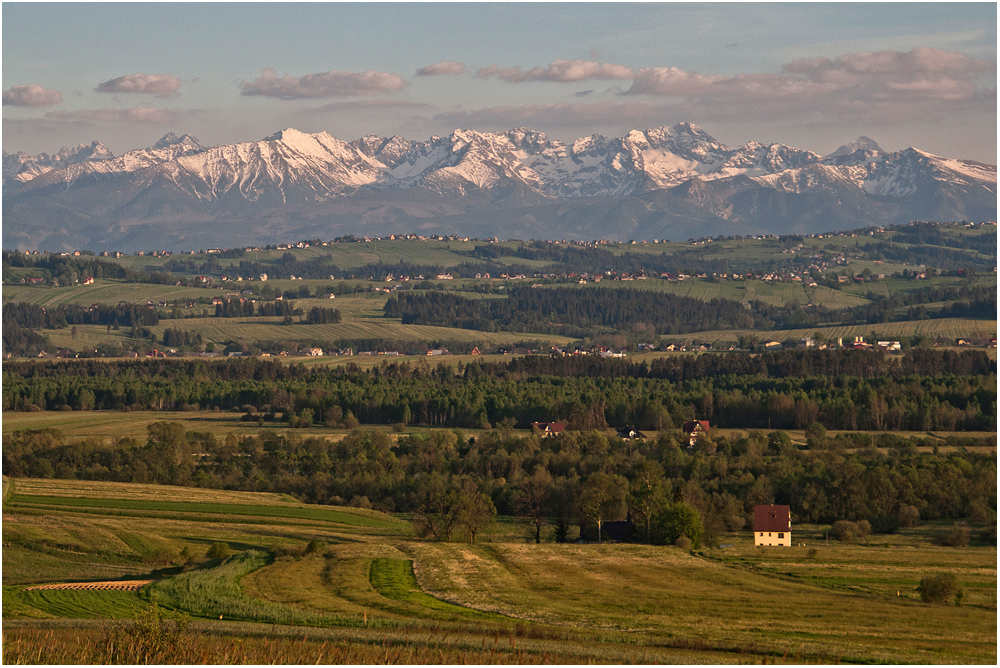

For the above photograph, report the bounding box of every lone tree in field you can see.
[515,465,554,544]
[627,460,668,541]
[577,472,627,543]
[414,472,463,542]
[457,478,496,544]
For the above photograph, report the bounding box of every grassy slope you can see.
[3,478,995,664]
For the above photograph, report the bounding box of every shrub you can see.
[870,514,900,534]
[650,502,704,548]
[898,504,920,527]
[830,520,859,542]
[674,536,693,550]
[304,539,324,555]
[205,542,231,560]
[935,525,970,547]
[856,519,871,538]
[349,495,372,509]
[806,547,819,559]
[917,573,962,604]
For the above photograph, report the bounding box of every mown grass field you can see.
[36,314,572,353]
[683,317,997,346]
[6,408,994,457]
[3,477,995,664]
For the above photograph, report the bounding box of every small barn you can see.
[754,505,791,546]
[682,420,710,447]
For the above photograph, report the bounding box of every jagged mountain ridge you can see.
[3,124,995,251]
[2,140,115,194]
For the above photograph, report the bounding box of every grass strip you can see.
[369,558,507,621]
[7,494,396,528]
[151,550,357,627]
[3,585,143,620]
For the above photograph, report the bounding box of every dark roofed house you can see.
[531,422,565,438]
[754,504,791,546]
[682,420,710,447]
[617,426,646,441]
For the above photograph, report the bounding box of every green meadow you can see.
[3,477,996,664]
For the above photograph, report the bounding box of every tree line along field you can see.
[4,406,995,448]
[3,477,996,664]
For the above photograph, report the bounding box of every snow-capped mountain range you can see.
[3,124,995,251]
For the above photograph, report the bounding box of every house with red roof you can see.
[682,420,710,447]
[531,422,565,438]
[754,505,791,546]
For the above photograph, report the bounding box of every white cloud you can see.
[476,59,635,83]
[95,73,182,98]
[316,99,433,112]
[46,106,187,124]
[416,61,466,76]
[433,101,669,129]
[624,48,995,124]
[3,84,63,107]
[240,68,406,99]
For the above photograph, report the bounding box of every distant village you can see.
[10,220,996,361]
[14,221,996,288]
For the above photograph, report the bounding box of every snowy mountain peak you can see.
[829,136,883,157]
[265,128,312,143]
[153,133,204,150]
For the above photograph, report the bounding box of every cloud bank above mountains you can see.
[3,3,994,163]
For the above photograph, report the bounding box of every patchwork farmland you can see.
[3,477,996,664]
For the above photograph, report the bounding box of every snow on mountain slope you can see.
[707,142,824,181]
[2,141,115,193]
[161,128,387,202]
[828,136,883,158]
[16,135,205,193]
[4,125,996,252]
[416,129,545,194]
[7,125,995,207]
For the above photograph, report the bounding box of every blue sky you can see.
[3,2,996,161]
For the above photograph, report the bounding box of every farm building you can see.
[579,518,634,543]
[682,420,710,447]
[617,426,646,441]
[754,505,791,546]
[531,422,565,438]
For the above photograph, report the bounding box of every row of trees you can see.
[3,350,995,432]
[3,302,161,330]
[386,286,770,336]
[4,424,994,545]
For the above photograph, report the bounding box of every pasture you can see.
[37,316,572,354]
[3,477,996,664]
[682,317,997,346]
